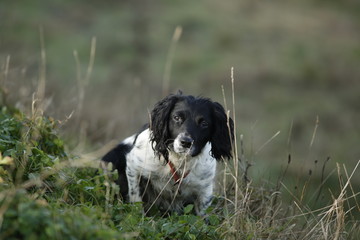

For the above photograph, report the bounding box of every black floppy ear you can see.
[150,94,180,161]
[210,102,234,160]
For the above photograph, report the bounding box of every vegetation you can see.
[1,0,359,238]
[0,98,358,239]
[0,107,223,239]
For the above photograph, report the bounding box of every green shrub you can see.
[1,191,120,240]
[0,107,66,187]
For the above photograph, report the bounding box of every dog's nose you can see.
[180,136,193,149]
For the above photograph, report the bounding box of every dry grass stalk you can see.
[0,55,10,106]
[162,26,182,96]
[305,160,360,239]
[74,37,97,123]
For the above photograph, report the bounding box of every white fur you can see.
[125,129,216,215]
[173,132,193,155]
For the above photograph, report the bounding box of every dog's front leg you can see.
[126,167,142,203]
[195,185,213,216]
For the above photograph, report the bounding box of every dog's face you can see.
[168,99,213,157]
[150,93,234,161]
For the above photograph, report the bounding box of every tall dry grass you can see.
[210,67,360,239]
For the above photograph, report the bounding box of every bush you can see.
[0,107,65,187]
[1,191,120,240]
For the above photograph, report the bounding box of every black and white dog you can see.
[102,92,234,215]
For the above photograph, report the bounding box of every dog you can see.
[101,92,234,215]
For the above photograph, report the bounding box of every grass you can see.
[0,64,359,239]
[0,108,358,239]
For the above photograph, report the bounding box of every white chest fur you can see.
[125,129,216,215]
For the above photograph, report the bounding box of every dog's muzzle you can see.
[179,135,193,149]
[173,133,196,156]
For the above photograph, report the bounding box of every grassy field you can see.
[0,105,359,239]
[1,0,359,238]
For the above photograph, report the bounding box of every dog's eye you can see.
[199,120,209,128]
[173,115,182,122]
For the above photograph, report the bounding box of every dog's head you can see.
[150,92,234,161]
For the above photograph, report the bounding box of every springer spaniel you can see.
[102,92,234,215]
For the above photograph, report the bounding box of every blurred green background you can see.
[1,0,359,195]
